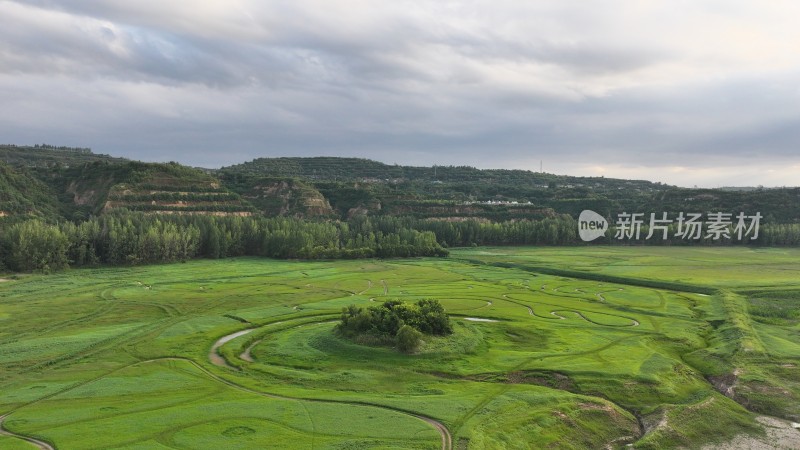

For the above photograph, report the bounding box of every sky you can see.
[1,1,799,187]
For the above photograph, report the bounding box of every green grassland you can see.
[1,247,799,449]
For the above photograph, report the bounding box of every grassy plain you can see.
[1,247,799,449]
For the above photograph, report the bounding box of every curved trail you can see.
[357,280,372,295]
[501,294,639,327]
[552,309,639,327]
[0,414,54,450]
[209,329,254,368]
[210,323,452,450]
[240,340,261,362]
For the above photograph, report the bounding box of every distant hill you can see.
[220,156,662,191]
[1,147,798,224]
[1,146,253,220]
[644,187,800,223]
[220,157,800,222]
[220,157,671,220]
[0,144,128,167]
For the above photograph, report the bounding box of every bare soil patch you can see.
[700,416,800,450]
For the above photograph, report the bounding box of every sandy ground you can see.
[701,416,800,450]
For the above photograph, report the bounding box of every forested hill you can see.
[220,157,800,222]
[218,157,670,220]
[0,143,127,167]
[1,146,251,221]
[2,146,800,224]
[220,156,663,192]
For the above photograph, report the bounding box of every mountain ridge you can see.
[2,144,798,223]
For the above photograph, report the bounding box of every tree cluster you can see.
[0,212,448,272]
[336,299,452,353]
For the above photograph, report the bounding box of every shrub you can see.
[396,325,422,353]
[337,298,451,352]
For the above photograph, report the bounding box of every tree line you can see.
[0,212,447,272]
[411,216,800,247]
[1,212,798,273]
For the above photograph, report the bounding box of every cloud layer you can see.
[2,0,799,186]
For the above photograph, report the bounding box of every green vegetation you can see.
[1,247,797,449]
[220,156,800,223]
[0,144,125,168]
[0,162,61,219]
[337,299,452,352]
[3,147,799,235]
[1,145,799,447]
[2,148,799,278]
[0,213,448,272]
[396,324,423,353]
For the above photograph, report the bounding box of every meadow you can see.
[1,247,798,449]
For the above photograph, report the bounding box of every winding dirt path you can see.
[0,414,54,450]
[210,323,452,450]
[209,329,254,368]
[358,280,372,295]
[240,340,261,362]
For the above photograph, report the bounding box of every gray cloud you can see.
[1,0,799,187]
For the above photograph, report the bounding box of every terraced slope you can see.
[60,162,255,218]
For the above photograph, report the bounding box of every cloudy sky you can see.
[1,1,799,187]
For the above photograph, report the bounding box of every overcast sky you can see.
[1,1,799,187]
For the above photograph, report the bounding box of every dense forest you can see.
[0,212,447,272]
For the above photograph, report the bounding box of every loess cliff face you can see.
[241,179,335,218]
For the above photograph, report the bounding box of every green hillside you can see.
[0,144,127,167]
[2,146,799,225]
[219,157,662,220]
[0,162,61,220]
[220,157,800,223]
[1,152,253,221]
[48,161,254,219]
